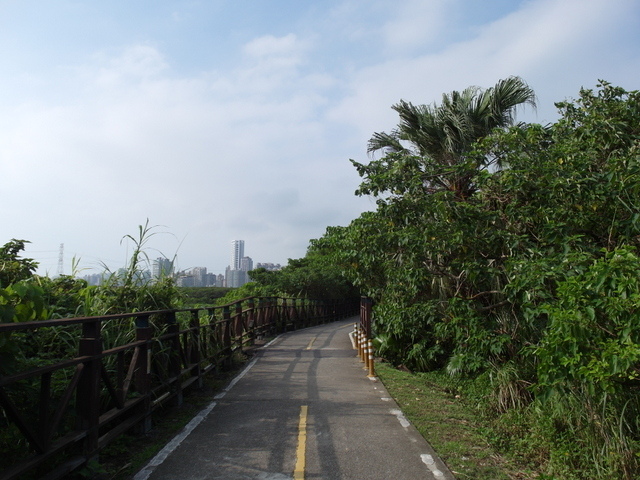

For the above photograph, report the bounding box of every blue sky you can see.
[1,0,639,276]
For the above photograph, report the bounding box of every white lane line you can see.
[134,335,281,480]
[390,410,446,477]
[421,454,445,477]
[133,401,217,480]
[390,409,411,428]
[215,356,259,399]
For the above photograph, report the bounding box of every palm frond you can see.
[362,77,537,198]
[367,130,405,157]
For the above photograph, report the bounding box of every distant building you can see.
[230,240,245,270]
[175,266,216,287]
[226,240,252,287]
[82,273,105,286]
[152,257,173,279]
[191,267,207,286]
[204,272,217,286]
[226,267,248,288]
[256,263,282,271]
[240,256,253,272]
[176,274,195,287]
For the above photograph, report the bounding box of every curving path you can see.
[134,317,455,480]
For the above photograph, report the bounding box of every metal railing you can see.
[0,296,358,480]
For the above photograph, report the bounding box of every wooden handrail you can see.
[0,296,359,480]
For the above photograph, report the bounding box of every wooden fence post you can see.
[190,310,203,389]
[166,311,183,407]
[134,314,153,433]
[223,305,232,369]
[361,297,373,339]
[247,297,256,345]
[76,319,103,460]
[239,301,245,347]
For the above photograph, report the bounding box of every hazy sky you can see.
[1,0,639,276]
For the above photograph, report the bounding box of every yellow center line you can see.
[338,322,357,329]
[294,405,308,480]
[306,336,317,350]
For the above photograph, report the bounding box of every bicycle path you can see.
[134,317,455,480]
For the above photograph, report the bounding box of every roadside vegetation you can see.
[179,286,231,306]
[315,79,640,479]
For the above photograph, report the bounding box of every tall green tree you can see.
[353,76,536,199]
[248,239,359,301]
[0,239,38,287]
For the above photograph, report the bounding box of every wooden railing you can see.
[360,296,373,339]
[0,297,358,480]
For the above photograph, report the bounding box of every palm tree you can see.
[366,76,536,199]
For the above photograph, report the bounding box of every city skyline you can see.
[80,238,282,286]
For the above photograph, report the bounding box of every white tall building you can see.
[230,240,245,270]
[226,240,253,288]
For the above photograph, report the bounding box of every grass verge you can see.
[375,361,540,480]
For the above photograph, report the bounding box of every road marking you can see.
[421,454,445,477]
[306,336,317,350]
[390,409,411,428]
[133,334,282,480]
[338,322,356,329]
[294,405,308,480]
[214,356,259,399]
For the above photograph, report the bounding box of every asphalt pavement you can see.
[133,317,455,480]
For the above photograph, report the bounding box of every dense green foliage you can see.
[250,242,359,300]
[179,286,232,306]
[0,239,38,287]
[216,240,359,305]
[0,223,187,471]
[0,222,184,378]
[316,81,640,478]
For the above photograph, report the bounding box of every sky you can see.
[1,0,639,277]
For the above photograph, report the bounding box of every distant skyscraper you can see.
[227,240,252,287]
[257,263,282,271]
[240,256,253,272]
[230,240,245,270]
[152,257,173,278]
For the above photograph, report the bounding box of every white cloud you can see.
[0,37,363,274]
[95,45,169,88]
[329,0,640,137]
[243,33,304,58]
[381,0,451,53]
[1,0,638,276]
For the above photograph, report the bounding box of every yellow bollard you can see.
[367,339,376,378]
[362,341,369,370]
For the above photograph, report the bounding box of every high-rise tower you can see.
[230,240,245,271]
[57,243,64,277]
